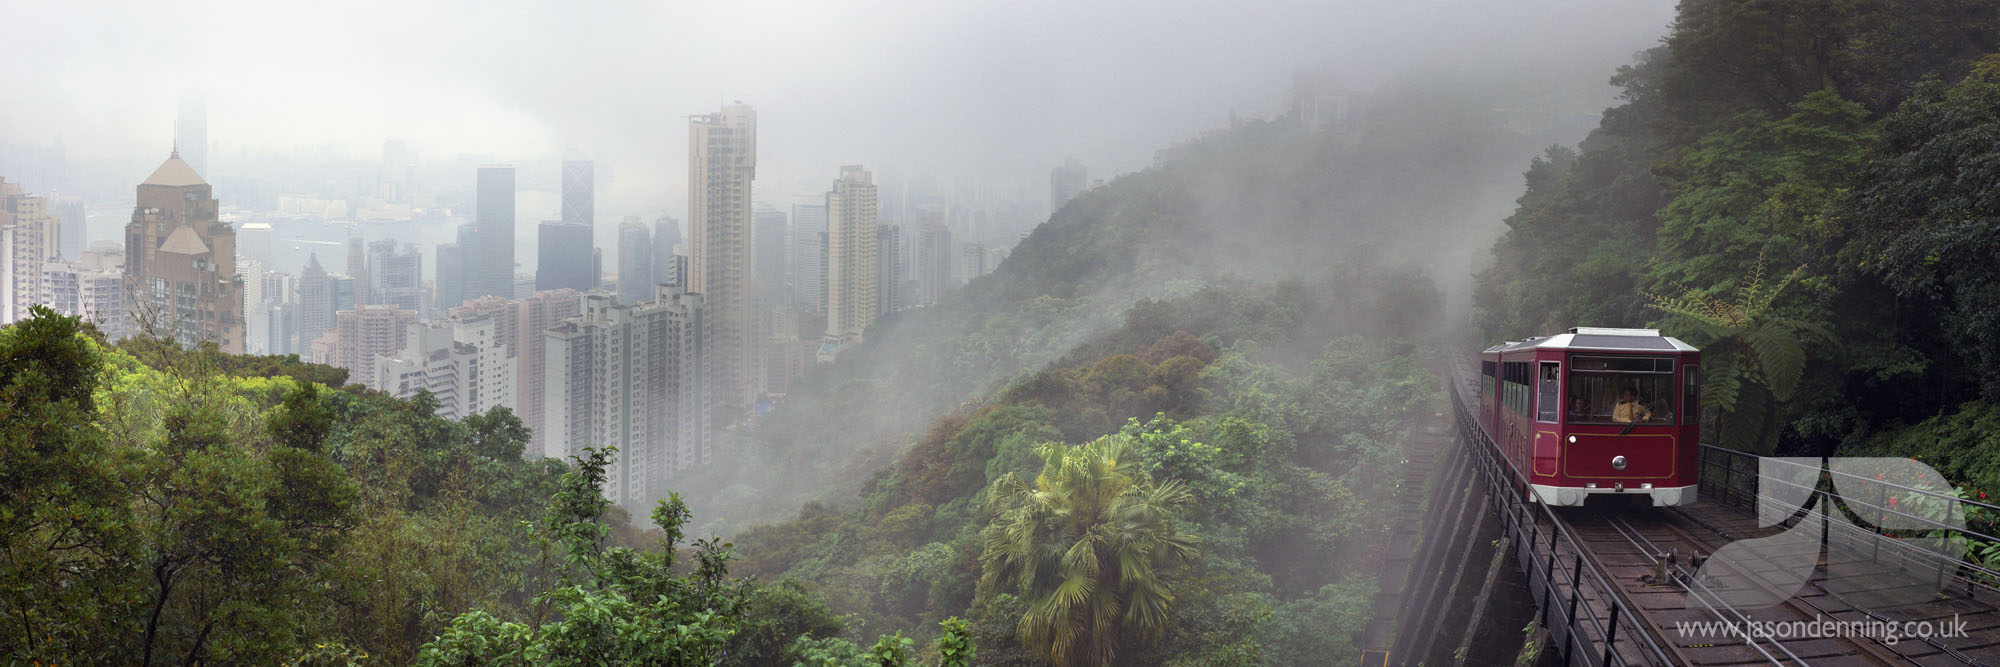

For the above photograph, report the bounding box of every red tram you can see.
[1478,327,1701,506]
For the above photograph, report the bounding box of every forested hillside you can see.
[1472,0,2000,504]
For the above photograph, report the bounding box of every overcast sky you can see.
[0,0,1675,215]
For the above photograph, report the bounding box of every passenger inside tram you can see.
[1612,387,1651,423]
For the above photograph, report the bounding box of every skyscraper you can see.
[877,223,904,317]
[0,177,61,323]
[51,194,83,262]
[122,149,242,351]
[368,240,423,312]
[652,216,680,288]
[790,200,826,313]
[617,218,653,304]
[561,152,594,226]
[825,165,878,341]
[347,236,370,305]
[688,104,757,413]
[327,305,418,383]
[544,287,708,510]
[752,202,787,329]
[1051,158,1087,215]
[435,223,476,313]
[176,91,207,178]
[916,218,953,306]
[298,254,332,353]
[537,221,594,291]
[472,165,516,299]
[961,242,990,284]
[375,316,515,420]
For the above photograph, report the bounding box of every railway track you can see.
[1444,347,2000,665]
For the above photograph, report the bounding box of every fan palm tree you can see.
[978,433,1200,667]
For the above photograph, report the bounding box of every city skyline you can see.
[0,1,1674,224]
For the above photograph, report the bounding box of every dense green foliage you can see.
[1474,0,2000,494]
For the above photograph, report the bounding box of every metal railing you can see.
[1450,383,1674,666]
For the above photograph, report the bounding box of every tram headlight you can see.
[1611,455,1628,471]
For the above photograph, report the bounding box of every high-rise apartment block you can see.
[544,287,708,511]
[375,316,516,420]
[825,166,878,342]
[122,149,242,351]
[688,104,757,413]
[0,177,61,323]
[325,305,418,382]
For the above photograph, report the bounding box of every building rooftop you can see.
[143,150,207,188]
[158,226,210,256]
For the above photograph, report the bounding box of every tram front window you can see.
[1566,355,1675,425]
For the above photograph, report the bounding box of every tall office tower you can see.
[239,258,266,353]
[176,91,207,178]
[824,166,878,341]
[237,222,273,266]
[375,316,515,420]
[562,152,593,225]
[752,203,787,326]
[368,240,423,311]
[876,224,903,317]
[790,201,826,313]
[261,270,295,355]
[688,104,757,413]
[960,242,989,284]
[592,247,605,289]
[122,149,242,351]
[916,220,953,306]
[51,194,83,261]
[513,273,534,300]
[617,218,653,304]
[298,255,333,353]
[327,304,418,382]
[1051,158,1087,215]
[0,177,61,323]
[347,236,370,305]
[544,287,708,511]
[471,165,516,299]
[434,223,476,312]
[537,221,594,291]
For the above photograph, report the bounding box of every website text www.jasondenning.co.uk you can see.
[1673,614,1968,647]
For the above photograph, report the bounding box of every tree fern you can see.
[1645,256,1829,453]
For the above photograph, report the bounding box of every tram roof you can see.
[1486,327,1697,354]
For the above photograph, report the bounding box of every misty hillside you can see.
[683,82,1574,533]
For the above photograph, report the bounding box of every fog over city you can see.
[3,0,1671,221]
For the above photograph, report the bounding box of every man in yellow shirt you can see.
[1613,388,1651,423]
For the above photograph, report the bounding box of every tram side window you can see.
[1536,362,1559,422]
[1566,355,1675,425]
[1502,361,1531,417]
[1683,365,1699,424]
